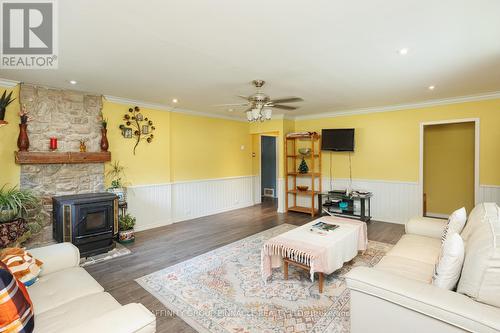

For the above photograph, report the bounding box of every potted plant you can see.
[106,161,127,203]
[0,185,39,247]
[0,90,16,126]
[118,213,136,243]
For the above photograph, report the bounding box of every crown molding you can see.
[169,107,247,122]
[294,91,500,121]
[0,78,20,88]
[103,95,246,122]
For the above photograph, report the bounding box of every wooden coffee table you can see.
[283,257,325,293]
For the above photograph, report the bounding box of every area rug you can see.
[136,224,392,333]
[80,242,131,267]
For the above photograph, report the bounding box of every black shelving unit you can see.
[318,191,372,222]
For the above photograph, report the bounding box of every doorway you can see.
[421,120,477,218]
[261,136,277,200]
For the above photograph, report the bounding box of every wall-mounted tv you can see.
[321,128,355,151]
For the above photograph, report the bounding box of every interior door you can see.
[261,136,277,198]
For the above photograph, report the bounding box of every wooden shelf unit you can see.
[285,133,322,216]
[15,151,111,164]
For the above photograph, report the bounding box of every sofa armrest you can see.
[66,303,156,333]
[346,267,500,332]
[28,242,80,276]
[405,216,447,239]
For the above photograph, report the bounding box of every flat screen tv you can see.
[321,128,355,151]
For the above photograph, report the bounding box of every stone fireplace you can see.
[19,84,106,247]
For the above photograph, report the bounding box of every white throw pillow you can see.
[432,233,465,290]
[457,203,500,307]
[441,207,467,243]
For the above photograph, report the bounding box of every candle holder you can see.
[49,137,58,151]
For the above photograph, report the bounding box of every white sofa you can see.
[27,242,156,333]
[346,203,500,333]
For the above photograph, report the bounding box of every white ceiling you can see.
[1,0,500,119]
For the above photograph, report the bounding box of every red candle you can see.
[49,137,58,151]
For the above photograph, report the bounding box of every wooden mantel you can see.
[15,151,111,164]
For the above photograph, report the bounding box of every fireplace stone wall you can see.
[19,84,105,247]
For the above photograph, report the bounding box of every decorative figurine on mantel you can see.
[119,106,155,155]
[17,104,31,152]
[79,138,88,152]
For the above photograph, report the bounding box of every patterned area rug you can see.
[136,224,392,333]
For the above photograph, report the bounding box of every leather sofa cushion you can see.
[385,234,442,265]
[28,266,104,314]
[457,203,500,307]
[34,292,121,333]
[375,255,435,283]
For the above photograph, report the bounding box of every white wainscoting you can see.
[277,178,285,213]
[171,176,255,223]
[286,178,419,224]
[128,175,257,231]
[127,177,500,231]
[127,183,172,231]
[253,175,261,205]
[478,185,500,206]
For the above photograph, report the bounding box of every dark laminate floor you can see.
[85,198,405,333]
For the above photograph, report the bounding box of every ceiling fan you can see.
[216,80,303,122]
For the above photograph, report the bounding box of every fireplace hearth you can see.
[53,193,118,257]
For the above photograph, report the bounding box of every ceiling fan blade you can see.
[270,104,298,110]
[237,95,250,100]
[212,103,250,107]
[269,97,303,104]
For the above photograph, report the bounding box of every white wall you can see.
[128,175,256,231]
[128,176,500,232]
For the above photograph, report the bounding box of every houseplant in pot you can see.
[118,213,136,243]
[0,90,16,126]
[0,185,39,247]
[106,161,127,203]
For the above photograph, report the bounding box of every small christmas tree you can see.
[298,158,309,174]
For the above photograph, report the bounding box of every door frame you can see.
[259,134,279,199]
[419,118,480,216]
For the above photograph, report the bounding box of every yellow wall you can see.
[102,101,171,186]
[295,98,500,185]
[424,122,475,215]
[3,81,500,192]
[1,86,253,188]
[169,112,252,181]
[0,85,21,187]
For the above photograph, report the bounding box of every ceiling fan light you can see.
[246,110,253,121]
[263,108,272,120]
[252,108,261,120]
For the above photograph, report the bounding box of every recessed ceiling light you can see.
[172,98,178,104]
[428,85,435,90]
[398,48,409,55]
[228,108,234,112]
[69,80,77,85]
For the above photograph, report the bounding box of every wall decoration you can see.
[118,106,155,154]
